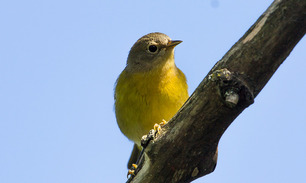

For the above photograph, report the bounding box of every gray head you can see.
[126,32,182,72]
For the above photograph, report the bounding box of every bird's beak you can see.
[167,40,182,48]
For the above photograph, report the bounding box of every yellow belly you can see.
[115,65,188,146]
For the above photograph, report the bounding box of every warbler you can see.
[114,32,189,168]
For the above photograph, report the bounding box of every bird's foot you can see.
[153,119,167,135]
[127,164,138,178]
[141,119,167,147]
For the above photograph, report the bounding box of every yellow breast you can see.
[115,63,188,146]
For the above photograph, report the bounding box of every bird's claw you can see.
[127,164,138,178]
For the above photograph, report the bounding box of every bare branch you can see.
[130,0,306,182]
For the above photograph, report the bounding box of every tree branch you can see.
[130,0,306,182]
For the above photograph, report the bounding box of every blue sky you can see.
[0,0,305,182]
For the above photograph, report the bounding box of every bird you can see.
[114,32,189,168]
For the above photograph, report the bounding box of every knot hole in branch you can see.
[209,68,254,108]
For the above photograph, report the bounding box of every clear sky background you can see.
[1,0,305,183]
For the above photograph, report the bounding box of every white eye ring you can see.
[147,45,158,53]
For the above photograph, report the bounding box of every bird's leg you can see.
[126,120,168,181]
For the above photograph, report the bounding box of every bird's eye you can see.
[148,45,158,53]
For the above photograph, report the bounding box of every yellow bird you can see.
[114,32,189,168]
